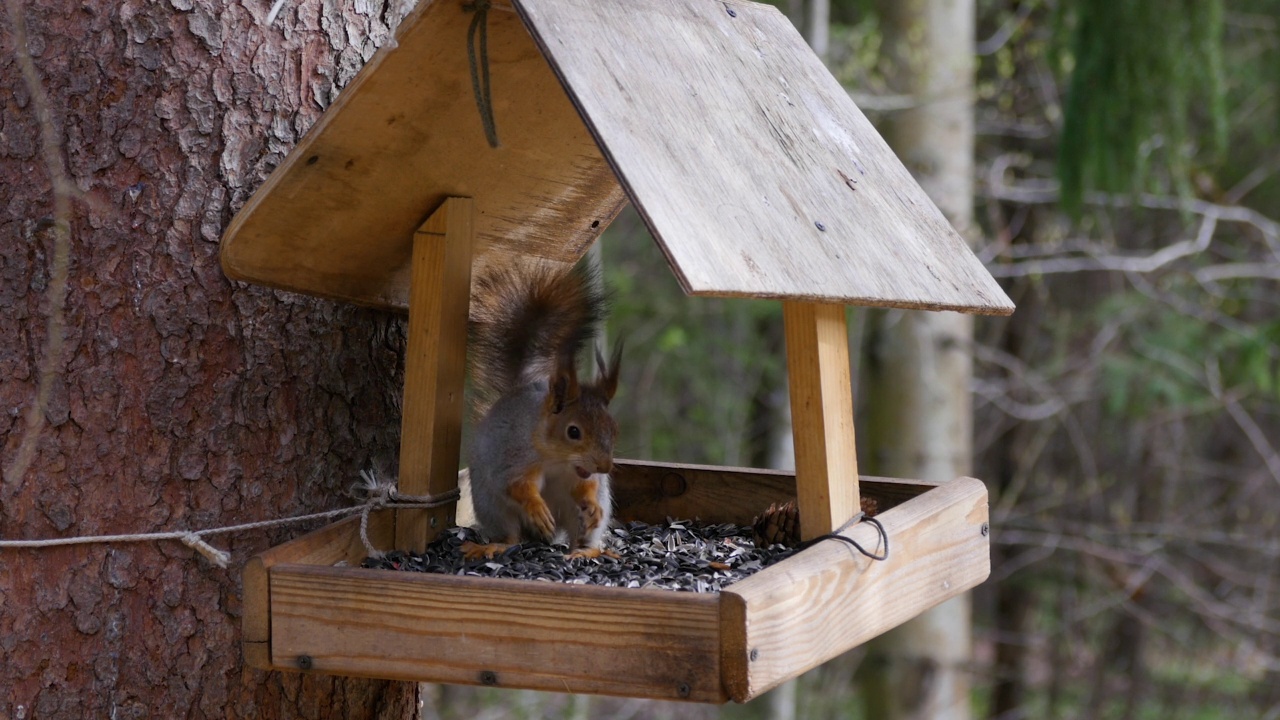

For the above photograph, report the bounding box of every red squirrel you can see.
[461,260,621,560]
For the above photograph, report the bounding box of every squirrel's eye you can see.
[567,424,582,441]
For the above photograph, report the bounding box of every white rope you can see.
[265,0,288,26]
[0,471,460,568]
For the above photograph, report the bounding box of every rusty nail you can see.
[981,522,989,537]
[480,670,498,686]
[749,648,759,662]
[296,655,313,670]
[677,682,692,698]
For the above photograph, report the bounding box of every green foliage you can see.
[600,211,787,467]
[1100,292,1280,418]
[1056,0,1227,215]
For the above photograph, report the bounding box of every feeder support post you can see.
[783,301,860,540]
[395,197,474,552]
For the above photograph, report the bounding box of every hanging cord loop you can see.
[465,0,501,148]
[349,470,461,559]
[795,512,889,562]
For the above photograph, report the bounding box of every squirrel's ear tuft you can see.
[546,366,580,414]
[595,341,622,403]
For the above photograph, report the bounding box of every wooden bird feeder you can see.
[223,0,1014,704]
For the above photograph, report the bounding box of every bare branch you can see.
[3,0,74,488]
[1206,358,1280,488]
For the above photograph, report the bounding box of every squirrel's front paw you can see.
[508,473,556,540]
[577,497,603,536]
[525,497,556,540]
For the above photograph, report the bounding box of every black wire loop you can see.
[465,0,501,148]
[796,512,890,562]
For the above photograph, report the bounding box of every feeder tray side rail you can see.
[269,562,726,702]
[608,459,938,526]
[721,476,990,701]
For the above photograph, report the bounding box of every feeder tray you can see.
[223,0,1012,704]
[244,461,989,702]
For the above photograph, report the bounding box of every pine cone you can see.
[861,495,879,518]
[752,501,801,547]
[752,497,881,548]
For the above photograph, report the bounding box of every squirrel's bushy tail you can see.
[468,259,607,409]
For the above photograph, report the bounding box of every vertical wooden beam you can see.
[396,197,474,552]
[782,301,859,540]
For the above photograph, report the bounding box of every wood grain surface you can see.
[783,302,860,539]
[517,0,1013,313]
[269,565,727,702]
[720,476,990,701]
[220,0,626,310]
[395,199,471,551]
[244,511,394,667]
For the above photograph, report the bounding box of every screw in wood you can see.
[815,221,826,231]
[430,516,438,528]
[296,655,313,670]
[723,2,737,17]
[677,683,692,698]
[981,522,989,536]
[749,648,759,662]
[480,670,498,686]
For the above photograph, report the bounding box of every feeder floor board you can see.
[243,461,990,703]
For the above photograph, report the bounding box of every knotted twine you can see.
[0,470,460,568]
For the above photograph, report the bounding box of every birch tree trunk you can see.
[1,1,418,717]
[861,1,977,718]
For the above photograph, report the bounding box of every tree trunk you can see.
[861,0,977,718]
[1,1,419,717]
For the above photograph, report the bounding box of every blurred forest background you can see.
[442,0,1280,718]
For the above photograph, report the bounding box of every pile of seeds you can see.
[360,520,799,593]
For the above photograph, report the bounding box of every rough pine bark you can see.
[0,1,422,717]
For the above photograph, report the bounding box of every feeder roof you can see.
[221,0,1014,315]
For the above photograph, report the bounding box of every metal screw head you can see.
[480,670,498,686]
[296,655,313,670]
[815,221,826,231]
[677,682,692,698]
[749,648,759,662]
[430,516,439,528]
[981,522,990,537]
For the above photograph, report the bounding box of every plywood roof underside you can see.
[221,0,1014,316]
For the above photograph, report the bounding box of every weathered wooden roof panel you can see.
[517,0,1013,314]
[221,0,1013,315]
